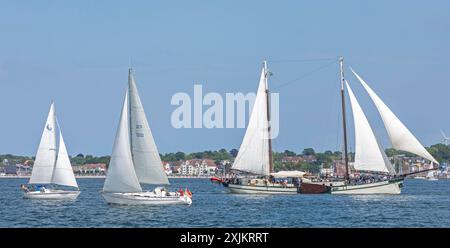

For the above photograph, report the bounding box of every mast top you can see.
[339,57,344,90]
[128,67,134,84]
[263,60,269,90]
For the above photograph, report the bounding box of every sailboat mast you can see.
[264,60,274,174]
[339,57,350,182]
[128,68,134,160]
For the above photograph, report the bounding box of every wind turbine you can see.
[441,130,450,145]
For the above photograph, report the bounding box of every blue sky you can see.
[0,1,449,156]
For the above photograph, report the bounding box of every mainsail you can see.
[128,69,169,185]
[231,66,271,176]
[346,81,396,174]
[51,130,78,188]
[29,103,57,184]
[103,91,142,193]
[351,69,438,164]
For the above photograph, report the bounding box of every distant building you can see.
[181,160,194,175]
[281,156,303,164]
[5,165,17,175]
[179,159,217,176]
[2,159,9,166]
[163,162,172,175]
[16,163,31,175]
[333,160,347,178]
[73,163,107,175]
[320,167,333,176]
[303,155,317,163]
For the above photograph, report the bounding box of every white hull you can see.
[102,192,192,205]
[23,190,80,200]
[413,176,426,180]
[331,180,402,194]
[226,183,298,194]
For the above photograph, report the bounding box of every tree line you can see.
[2,143,450,169]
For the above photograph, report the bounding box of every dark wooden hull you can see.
[299,182,331,194]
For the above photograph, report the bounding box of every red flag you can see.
[185,188,193,198]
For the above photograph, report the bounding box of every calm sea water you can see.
[0,178,449,227]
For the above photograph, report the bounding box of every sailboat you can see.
[101,69,192,205]
[23,103,80,200]
[425,163,438,180]
[222,61,301,194]
[426,170,438,181]
[330,57,438,194]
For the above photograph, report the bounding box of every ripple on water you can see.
[0,178,449,227]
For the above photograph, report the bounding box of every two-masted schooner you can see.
[222,61,302,194]
[22,103,80,200]
[330,57,438,194]
[101,69,192,205]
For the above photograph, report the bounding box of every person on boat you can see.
[269,175,275,184]
[163,188,170,196]
[293,177,301,187]
[20,184,29,192]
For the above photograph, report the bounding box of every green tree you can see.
[283,150,296,156]
[302,148,315,156]
[230,149,239,157]
[175,152,186,161]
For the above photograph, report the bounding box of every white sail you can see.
[128,70,169,185]
[103,91,142,193]
[351,69,438,164]
[52,130,78,188]
[346,81,395,174]
[232,67,271,176]
[30,103,57,184]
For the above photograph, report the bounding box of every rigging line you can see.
[272,60,337,90]
[267,57,338,63]
[335,87,342,153]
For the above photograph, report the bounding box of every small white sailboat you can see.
[426,168,438,181]
[102,69,192,205]
[23,103,80,200]
[223,61,300,194]
[331,58,438,194]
